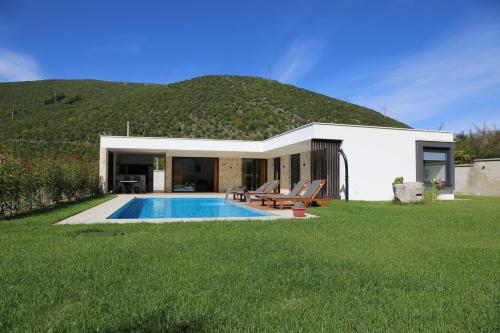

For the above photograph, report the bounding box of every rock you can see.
[393,182,424,203]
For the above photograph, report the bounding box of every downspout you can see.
[339,148,349,201]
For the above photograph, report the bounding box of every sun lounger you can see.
[269,179,332,209]
[233,180,280,201]
[259,179,309,206]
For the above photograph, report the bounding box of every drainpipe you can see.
[339,148,349,201]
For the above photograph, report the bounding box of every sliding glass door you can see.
[172,157,218,192]
[242,159,267,190]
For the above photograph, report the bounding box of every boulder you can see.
[393,182,424,203]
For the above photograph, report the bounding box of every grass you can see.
[0,195,498,332]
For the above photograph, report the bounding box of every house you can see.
[99,122,455,200]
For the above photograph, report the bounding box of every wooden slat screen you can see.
[310,139,341,198]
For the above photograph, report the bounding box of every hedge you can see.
[0,156,102,218]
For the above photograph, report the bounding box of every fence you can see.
[455,158,500,196]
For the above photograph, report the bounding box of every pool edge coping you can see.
[56,194,317,224]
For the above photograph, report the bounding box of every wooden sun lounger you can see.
[228,181,271,200]
[269,179,332,209]
[259,179,309,206]
[233,180,280,201]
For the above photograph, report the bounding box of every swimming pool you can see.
[107,197,269,219]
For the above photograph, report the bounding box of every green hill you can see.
[0,75,408,160]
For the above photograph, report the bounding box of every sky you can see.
[0,0,499,133]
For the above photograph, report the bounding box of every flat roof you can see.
[101,122,453,142]
[100,122,454,157]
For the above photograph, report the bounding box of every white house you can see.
[99,122,455,200]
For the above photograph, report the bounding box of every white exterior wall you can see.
[100,123,454,200]
[310,124,453,200]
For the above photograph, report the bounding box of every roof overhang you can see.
[101,123,454,158]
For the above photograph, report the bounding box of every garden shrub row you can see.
[0,156,102,218]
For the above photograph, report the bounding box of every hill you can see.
[0,75,408,160]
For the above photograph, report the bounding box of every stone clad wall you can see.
[455,159,500,196]
[267,158,274,180]
[164,155,173,192]
[140,152,315,194]
[280,155,291,194]
[219,158,242,192]
[300,151,311,182]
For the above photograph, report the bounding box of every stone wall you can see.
[267,158,274,180]
[280,155,291,194]
[219,157,242,192]
[455,159,500,196]
[99,148,108,192]
[164,155,173,192]
[300,151,311,182]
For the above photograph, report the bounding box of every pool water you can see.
[107,197,269,219]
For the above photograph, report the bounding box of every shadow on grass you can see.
[111,306,210,333]
[65,228,125,238]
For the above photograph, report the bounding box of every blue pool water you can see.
[108,197,269,219]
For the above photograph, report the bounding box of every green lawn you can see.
[0,196,498,332]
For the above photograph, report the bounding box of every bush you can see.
[393,176,404,185]
[0,156,102,218]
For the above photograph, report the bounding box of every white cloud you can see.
[352,23,500,125]
[0,49,42,82]
[274,36,325,84]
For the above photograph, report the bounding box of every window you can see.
[172,157,217,192]
[416,141,455,189]
[273,157,280,192]
[242,159,267,190]
[423,149,448,184]
[290,153,300,189]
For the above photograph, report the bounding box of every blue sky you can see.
[1,0,499,133]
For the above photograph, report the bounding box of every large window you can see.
[423,149,448,183]
[242,159,267,190]
[172,157,218,192]
[416,141,455,188]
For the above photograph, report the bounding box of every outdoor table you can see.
[119,180,138,193]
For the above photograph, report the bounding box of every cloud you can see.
[351,23,500,126]
[274,36,325,84]
[0,49,42,82]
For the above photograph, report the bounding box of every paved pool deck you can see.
[57,193,316,224]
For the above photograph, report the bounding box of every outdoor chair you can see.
[132,176,142,193]
[233,180,280,201]
[115,180,125,193]
[268,179,332,209]
[259,179,309,206]
[228,180,271,200]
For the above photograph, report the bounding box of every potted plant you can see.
[292,202,306,217]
